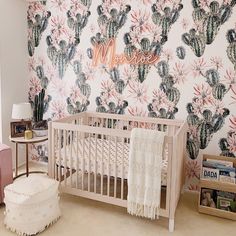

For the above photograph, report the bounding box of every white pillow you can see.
[4,175,59,204]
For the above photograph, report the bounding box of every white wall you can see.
[0,0,28,166]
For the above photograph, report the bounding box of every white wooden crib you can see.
[48,112,187,232]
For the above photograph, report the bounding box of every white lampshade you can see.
[12,103,32,120]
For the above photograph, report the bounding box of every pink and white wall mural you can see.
[27,0,236,190]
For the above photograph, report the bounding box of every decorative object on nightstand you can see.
[9,135,48,179]
[4,175,61,235]
[198,154,236,220]
[31,89,48,137]
[11,103,32,138]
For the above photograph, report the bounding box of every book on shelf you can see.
[202,160,236,184]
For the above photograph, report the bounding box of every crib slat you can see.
[76,131,79,189]
[94,133,97,194]
[107,135,111,196]
[82,133,85,191]
[88,133,91,192]
[63,129,67,186]
[58,129,61,182]
[101,132,104,196]
[121,136,124,200]
[69,130,73,187]
[114,136,117,198]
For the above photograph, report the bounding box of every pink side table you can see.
[0,144,13,203]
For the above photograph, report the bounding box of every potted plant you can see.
[32,89,48,136]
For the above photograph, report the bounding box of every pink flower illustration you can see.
[185,160,201,179]
[50,79,68,97]
[51,16,73,44]
[212,99,225,115]
[130,27,142,44]
[128,106,147,117]
[152,89,168,108]
[223,0,231,4]
[101,80,116,98]
[69,86,88,105]
[181,18,190,30]
[50,0,67,12]
[230,116,236,131]
[231,86,236,104]
[148,24,162,42]
[141,0,152,5]
[210,56,223,69]
[161,49,174,61]
[29,77,42,101]
[128,81,148,104]
[192,98,204,115]
[28,58,36,72]
[70,0,89,17]
[84,62,95,80]
[122,66,137,84]
[51,100,67,120]
[191,58,207,78]
[227,133,236,153]
[28,2,46,21]
[194,83,213,105]
[69,86,81,104]
[102,0,127,18]
[131,10,151,33]
[172,62,189,84]
[199,0,210,8]
[224,68,236,87]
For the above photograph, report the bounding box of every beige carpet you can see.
[0,163,235,236]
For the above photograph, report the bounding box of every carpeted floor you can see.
[0,163,235,236]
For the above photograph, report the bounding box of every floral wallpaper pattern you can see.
[28,0,236,190]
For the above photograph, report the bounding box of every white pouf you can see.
[4,175,61,236]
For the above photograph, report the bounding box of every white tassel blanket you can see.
[127,128,165,219]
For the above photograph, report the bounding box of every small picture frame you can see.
[10,121,32,138]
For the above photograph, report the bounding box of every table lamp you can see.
[11,103,33,139]
[12,103,32,120]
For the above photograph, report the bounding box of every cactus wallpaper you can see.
[27,0,236,190]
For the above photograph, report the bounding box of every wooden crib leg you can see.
[169,219,174,232]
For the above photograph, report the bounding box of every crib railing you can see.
[48,112,187,220]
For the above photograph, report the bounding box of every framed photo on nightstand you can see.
[10,121,32,138]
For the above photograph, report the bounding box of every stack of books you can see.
[202,159,236,184]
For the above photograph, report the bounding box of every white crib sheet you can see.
[55,137,168,185]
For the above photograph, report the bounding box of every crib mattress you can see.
[55,137,168,185]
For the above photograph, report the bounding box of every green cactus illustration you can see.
[115,80,125,94]
[157,61,169,78]
[203,15,220,45]
[187,114,199,126]
[166,87,180,104]
[219,137,235,157]
[226,30,236,68]
[205,69,219,86]
[183,1,235,56]
[176,46,186,60]
[87,2,131,114]
[33,89,45,122]
[151,2,183,38]
[28,10,51,56]
[182,30,206,57]
[67,60,92,114]
[202,109,213,123]
[138,64,150,83]
[197,122,214,149]
[212,83,227,100]
[187,138,200,160]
